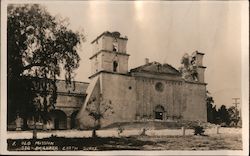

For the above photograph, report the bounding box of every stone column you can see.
[67,116,71,129]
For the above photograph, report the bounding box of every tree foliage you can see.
[206,91,241,127]
[7,4,85,125]
[206,91,217,123]
[228,106,241,126]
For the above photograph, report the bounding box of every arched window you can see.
[113,61,118,72]
[113,40,118,52]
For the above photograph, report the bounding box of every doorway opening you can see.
[154,105,165,120]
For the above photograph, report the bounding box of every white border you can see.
[1,0,249,155]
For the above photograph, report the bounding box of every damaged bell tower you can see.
[191,51,206,83]
[179,50,206,83]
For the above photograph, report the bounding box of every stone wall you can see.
[100,73,137,126]
[56,94,84,109]
[181,82,207,122]
[134,77,183,120]
[77,77,102,129]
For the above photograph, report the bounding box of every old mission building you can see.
[76,31,207,129]
[9,31,207,130]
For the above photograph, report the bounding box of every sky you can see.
[43,1,244,108]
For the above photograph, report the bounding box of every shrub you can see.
[117,126,124,137]
[193,125,205,135]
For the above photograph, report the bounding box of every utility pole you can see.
[232,98,240,110]
[232,98,240,127]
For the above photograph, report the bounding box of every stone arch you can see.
[49,110,67,130]
[154,105,165,120]
[70,110,79,129]
[112,39,118,52]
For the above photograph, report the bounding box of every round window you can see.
[155,82,164,92]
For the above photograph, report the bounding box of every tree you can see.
[217,105,230,126]
[206,91,218,124]
[85,97,114,137]
[7,4,85,128]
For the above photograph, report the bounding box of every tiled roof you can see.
[130,62,181,76]
[21,76,89,95]
[56,80,89,94]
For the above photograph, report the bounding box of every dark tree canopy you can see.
[206,91,217,123]
[206,91,241,127]
[7,4,85,125]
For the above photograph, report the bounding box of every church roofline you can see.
[91,31,128,44]
[184,80,207,85]
[196,52,205,55]
[197,65,206,68]
[193,50,205,55]
[56,79,89,85]
[130,61,181,76]
[15,75,89,85]
[88,70,131,79]
[130,70,181,76]
[89,50,130,59]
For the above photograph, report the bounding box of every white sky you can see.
[44,1,244,108]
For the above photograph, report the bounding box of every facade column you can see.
[67,116,71,129]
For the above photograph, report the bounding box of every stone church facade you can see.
[77,31,207,129]
[8,31,207,130]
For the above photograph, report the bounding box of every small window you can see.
[113,61,118,72]
[129,86,132,90]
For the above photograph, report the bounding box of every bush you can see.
[193,126,205,135]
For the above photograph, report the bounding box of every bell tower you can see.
[89,31,129,78]
[191,51,206,83]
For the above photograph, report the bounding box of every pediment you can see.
[130,62,181,76]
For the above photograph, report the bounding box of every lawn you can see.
[7,133,242,151]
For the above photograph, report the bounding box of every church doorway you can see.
[155,112,163,120]
[154,105,165,120]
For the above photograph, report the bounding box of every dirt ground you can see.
[138,133,242,150]
[7,133,242,151]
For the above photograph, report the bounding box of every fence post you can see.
[216,125,220,134]
[182,126,185,136]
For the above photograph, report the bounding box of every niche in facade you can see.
[113,61,118,72]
